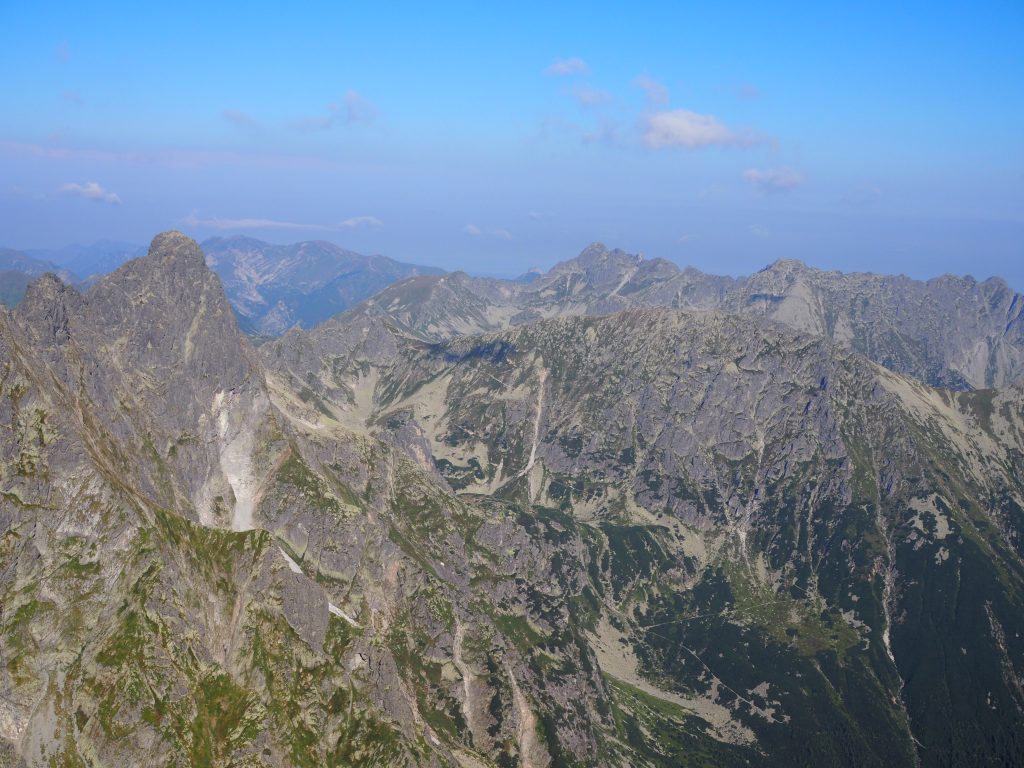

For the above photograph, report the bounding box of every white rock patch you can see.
[328,603,359,626]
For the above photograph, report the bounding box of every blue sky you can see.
[1,1,1022,286]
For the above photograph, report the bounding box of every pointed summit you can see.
[575,242,610,265]
[16,272,84,346]
[760,257,811,276]
[13,231,256,392]
[147,230,208,270]
[12,230,267,521]
[83,231,253,383]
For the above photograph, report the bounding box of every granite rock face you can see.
[2,232,1023,767]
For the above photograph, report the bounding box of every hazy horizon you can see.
[8,228,1024,293]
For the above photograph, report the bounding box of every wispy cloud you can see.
[642,109,758,149]
[744,167,805,194]
[183,212,329,230]
[633,74,669,105]
[464,224,512,240]
[571,86,613,108]
[0,140,353,172]
[340,90,376,123]
[62,89,82,104]
[59,181,121,205]
[5,186,48,202]
[545,57,589,76]
[293,90,377,130]
[183,211,381,231]
[677,233,701,243]
[223,109,257,127]
[749,224,770,238]
[55,42,71,63]
[338,215,382,229]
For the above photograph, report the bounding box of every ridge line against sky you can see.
[0,1,1021,288]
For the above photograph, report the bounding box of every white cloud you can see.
[643,109,756,149]
[59,181,121,205]
[545,57,589,76]
[633,74,669,105]
[677,234,701,243]
[293,90,377,130]
[338,215,383,229]
[749,224,770,238]
[493,228,513,240]
[744,167,805,194]
[644,110,748,148]
[463,223,482,235]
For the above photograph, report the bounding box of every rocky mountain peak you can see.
[574,241,610,264]
[16,272,84,346]
[197,235,443,334]
[12,231,257,394]
[760,257,811,276]
[19,271,77,306]
[146,229,209,272]
[539,242,647,297]
[563,241,644,270]
[87,231,254,382]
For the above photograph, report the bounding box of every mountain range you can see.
[1,232,1022,767]
[0,250,79,308]
[3,239,1021,391]
[0,238,442,338]
[335,243,1024,390]
[23,241,148,284]
[200,236,444,336]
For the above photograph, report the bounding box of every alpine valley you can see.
[1,232,1022,768]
